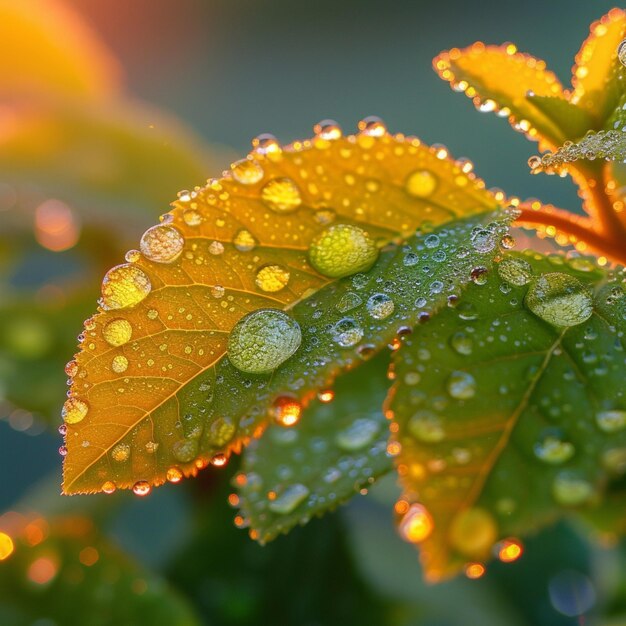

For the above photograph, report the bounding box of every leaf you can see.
[0,0,121,100]
[61,128,509,495]
[570,8,626,125]
[525,94,594,140]
[0,513,200,626]
[433,43,568,149]
[530,94,626,174]
[389,251,626,581]
[236,352,393,543]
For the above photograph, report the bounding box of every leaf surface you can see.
[389,252,626,581]
[0,513,200,626]
[62,130,507,495]
[433,44,567,149]
[237,352,393,543]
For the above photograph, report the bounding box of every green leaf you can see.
[525,94,594,140]
[237,352,393,543]
[389,251,626,581]
[0,514,200,626]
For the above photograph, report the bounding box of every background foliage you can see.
[1,1,624,625]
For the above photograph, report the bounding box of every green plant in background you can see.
[2,2,626,625]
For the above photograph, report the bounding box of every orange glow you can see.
[211,453,227,467]
[28,556,58,585]
[394,500,409,515]
[386,441,401,456]
[318,390,334,403]
[271,397,302,427]
[498,539,523,563]
[233,515,245,528]
[227,493,239,507]
[399,503,434,544]
[465,563,486,579]
[0,532,14,560]
[249,529,259,540]
[34,199,80,252]
[234,473,247,487]
[23,519,48,547]
[79,546,99,566]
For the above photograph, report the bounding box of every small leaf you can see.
[237,352,393,543]
[0,0,121,99]
[0,513,200,626]
[571,8,626,125]
[525,94,594,140]
[62,128,507,495]
[434,43,567,148]
[389,251,626,581]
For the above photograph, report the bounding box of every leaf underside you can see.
[390,251,626,581]
[62,131,506,495]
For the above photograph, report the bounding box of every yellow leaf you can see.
[434,43,566,150]
[571,8,626,124]
[0,0,121,100]
[61,123,501,495]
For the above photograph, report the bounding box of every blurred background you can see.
[1,1,624,625]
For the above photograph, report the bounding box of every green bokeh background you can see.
[1,1,624,625]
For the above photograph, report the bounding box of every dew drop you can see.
[449,508,498,558]
[497,256,533,286]
[602,447,626,474]
[261,178,302,213]
[102,319,133,347]
[271,396,302,427]
[231,158,264,184]
[332,317,363,347]
[357,115,387,137]
[111,442,130,462]
[268,483,309,514]
[336,292,363,313]
[500,234,516,249]
[228,309,302,374]
[208,417,236,447]
[525,273,593,327]
[183,209,202,226]
[252,133,281,155]
[102,481,116,494]
[309,224,378,278]
[596,410,626,433]
[398,503,434,543]
[111,355,129,374]
[335,418,380,451]
[405,170,438,198]
[470,266,489,285]
[534,436,575,464]
[133,481,151,497]
[166,467,183,483]
[140,224,184,263]
[471,229,496,253]
[172,439,199,463]
[366,293,395,319]
[234,229,257,252]
[62,398,88,424]
[552,472,592,506]
[408,410,445,443]
[211,453,228,467]
[101,264,151,310]
[618,39,626,67]
[255,265,290,292]
[447,371,476,399]
[314,119,342,140]
[450,332,473,355]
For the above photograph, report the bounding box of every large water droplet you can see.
[111,355,129,374]
[366,293,395,319]
[309,224,378,278]
[335,418,380,451]
[357,116,387,137]
[261,178,302,213]
[314,119,342,140]
[255,265,290,292]
[234,229,257,252]
[62,398,88,424]
[228,309,302,374]
[271,397,302,427]
[231,158,264,184]
[446,371,476,399]
[596,410,626,433]
[498,256,533,286]
[133,480,151,496]
[525,273,593,327]
[398,503,434,543]
[405,170,438,198]
[450,332,473,355]
[172,439,199,463]
[101,264,151,310]
[268,483,309,514]
[208,416,236,447]
[140,224,184,263]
